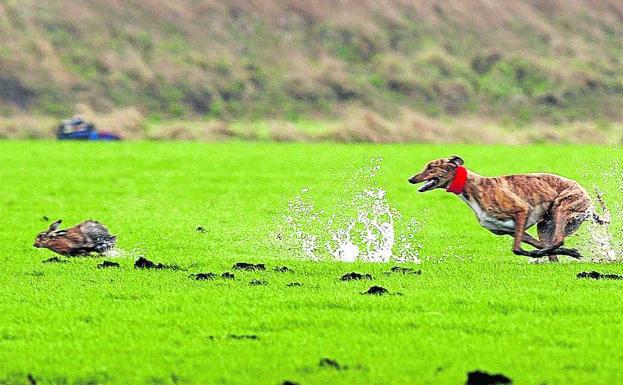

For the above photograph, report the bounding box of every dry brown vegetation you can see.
[0,0,622,127]
[2,112,621,145]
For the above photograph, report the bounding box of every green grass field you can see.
[1,141,622,385]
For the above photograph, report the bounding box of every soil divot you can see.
[287,282,303,287]
[319,357,347,370]
[221,272,235,279]
[250,279,268,286]
[274,266,294,273]
[466,370,512,385]
[577,271,623,280]
[42,257,67,264]
[341,272,373,281]
[190,272,216,280]
[233,262,266,271]
[386,266,422,275]
[97,261,120,269]
[361,286,389,295]
[134,257,179,270]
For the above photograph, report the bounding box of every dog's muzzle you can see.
[409,177,439,192]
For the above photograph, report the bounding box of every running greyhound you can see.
[408,156,609,260]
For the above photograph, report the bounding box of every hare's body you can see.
[34,220,116,256]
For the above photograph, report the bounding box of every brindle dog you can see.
[408,156,609,260]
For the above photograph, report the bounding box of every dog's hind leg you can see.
[537,219,559,262]
[512,218,583,259]
[530,190,591,260]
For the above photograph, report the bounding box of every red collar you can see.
[446,165,467,195]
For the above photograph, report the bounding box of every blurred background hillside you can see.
[1,0,622,142]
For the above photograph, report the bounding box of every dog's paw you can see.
[514,249,538,257]
[531,248,549,257]
[558,247,582,259]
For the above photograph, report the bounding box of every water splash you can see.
[276,158,422,263]
[102,247,145,259]
[578,156,623,262]
[584,220,619,262]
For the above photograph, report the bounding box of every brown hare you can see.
[34,220,117,256]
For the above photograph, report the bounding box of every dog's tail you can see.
[592,189,611,225]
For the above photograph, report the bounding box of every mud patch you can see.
[233,262,265,271]
[466,370,512,385]
[341,272,373,281]
[274,266,294,273]
[97,261,120,269]
[42,257,67,264]
[250,279,268,286]
[361,285,389,295]
[319,358,347,370]
[287,282,303,287]
[577,271,623,280]
[134,257,179,270]
[221,272,235,279]
[385,266,422,275]
[190,272,216,280]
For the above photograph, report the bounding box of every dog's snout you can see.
[408,177,417,184]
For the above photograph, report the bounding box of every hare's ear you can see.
[48,220,62,232]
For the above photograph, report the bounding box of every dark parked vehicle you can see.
[57,116,121,141]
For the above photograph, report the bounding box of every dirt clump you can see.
[386,266,422,275]
[274,266,294,273]
[97,261,120,269]
[361,286,389,295]
[229,334,259,340]
[42,256,67,264]
[577,271,623,280]
[341,272,373,281]
[233,262,266,271]
[319,358,347,370]
[190,272,216,280]
[134,257,179,270]
[466,370,512,385]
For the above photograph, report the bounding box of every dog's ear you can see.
[48,220,62,232]
[448,156,464,166]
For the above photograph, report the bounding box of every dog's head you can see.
[408,156,464,192]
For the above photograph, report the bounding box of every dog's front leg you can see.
[511,211,542,257]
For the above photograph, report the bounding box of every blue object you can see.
[57,116,121,141]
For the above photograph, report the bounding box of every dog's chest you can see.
[459,195,517,232]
